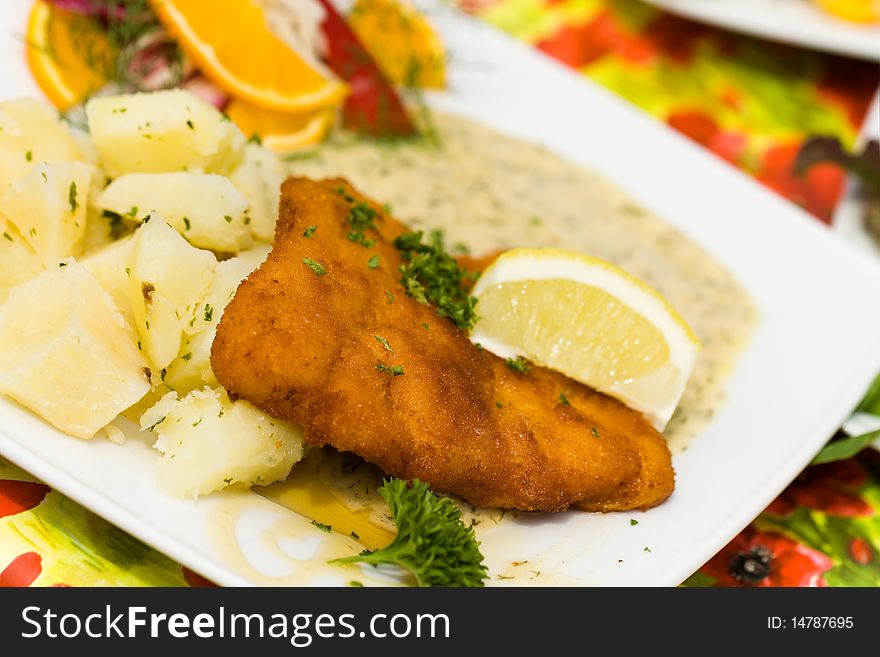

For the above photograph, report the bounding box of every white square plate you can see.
[645,0,880,60]
[1,0,880,586]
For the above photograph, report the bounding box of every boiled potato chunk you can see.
[0,98,83,190]
[96,172,252,252]
[0,227,44,303]
[128,216,217,371]
[164,247,269,393]
[141,387,304,498]
[81,235,136,332]
[228,143,284,242]
[86,90,246,177]
[0,261,151,439]
[0,162,94,266]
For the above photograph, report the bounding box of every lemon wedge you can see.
[469,248,700,430]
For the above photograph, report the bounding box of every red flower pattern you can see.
[755,142,846,223]
[536,12,619,68]
[849,538,873,566]
[0,552,42,587]
[666,110,720,147]
[702,529,833,587]
[767,459,873,518]
[181,566,218,588]
[0,479,51,519]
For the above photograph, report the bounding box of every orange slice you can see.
[224,99,336,152]
[348,0,446,88]
[26,0,113,110]
[149,0,348,112]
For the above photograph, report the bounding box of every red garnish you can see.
[316,0,416,138]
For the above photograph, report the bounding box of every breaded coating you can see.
[211,177,674,512]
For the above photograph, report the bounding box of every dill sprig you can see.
[62,1,184,92]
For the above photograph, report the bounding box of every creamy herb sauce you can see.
[289,112,757,451]
[219,114,757,582]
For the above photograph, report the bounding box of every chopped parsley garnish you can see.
[376,363,405,376]
[630,519,639,526]
[25,150,32,162]
[559,392,571,406]
[180,352,193,362]
[224,215,233,223]
[247,133,262,145]
[303,225,317,238]
[505,357,531,374]
[311,520,332,533]
[334,188,380,246]
[348,202,377,230]
[368,255,380,269]
[495,401,503,409]
[2,232,11,242]
[303,257,327,276]
[186,119,195,130]
[68,181,78,213]
[393,231,478,331]
[182,217,191,231]
[203,303,213,322]
[334,186,355,203]
[331,478,488,587]
[384,290,395,304]
[591,426,601,437]
[374,335,394,352]
[346,202,378,247]
[348,231,376,248]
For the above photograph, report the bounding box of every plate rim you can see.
[1,0,880,587]
[645,0,880,61]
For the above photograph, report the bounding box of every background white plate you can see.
[645,0,880,61]
[2,0,880,586]
[832,90,880,258]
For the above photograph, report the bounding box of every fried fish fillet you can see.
[211,177,674,512]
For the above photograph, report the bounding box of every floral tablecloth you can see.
[2,0,880,587]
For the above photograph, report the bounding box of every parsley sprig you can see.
[393,231,478,331]
[331,479,487,587]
